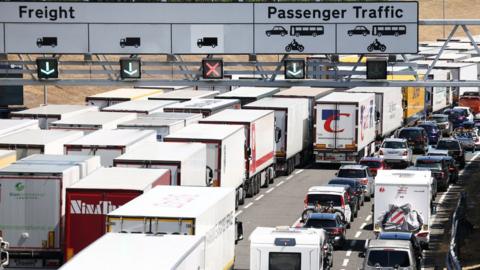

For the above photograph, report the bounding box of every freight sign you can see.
[0,2,418,54]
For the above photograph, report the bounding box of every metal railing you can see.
[446,192,469,270]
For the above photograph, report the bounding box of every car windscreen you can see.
[419,125,435,132]
[432,115,448,123]
[382,141,407,149]
[338,169,366,178]
[360,160,382,168]
[367,250,411,267]
[398,129,420,138]
[269,252,301,270]
[304,219,337,228]
[329,180,355,188]
[437,140,460,150]
[307,194,342,207]
[415,160,442,170]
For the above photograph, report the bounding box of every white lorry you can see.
[114,141,207,186]
[347,87,404,140]
[85,88,164,109]
[64,129,156,167]
[106,186,242,270]
[249,227,333,270]
[417,69,453,112]
[101,99,178,115]
[163,98,241,117]
[0,163,82,268]
[199,109,275,197]
[117,118,185,141]
[49,111,137,134]
[432,62,478,102]
[164,124,246,205]
[148,89,219,101]
[16,154,101,178]
[244,97,309,175]
[0,130,84,159]
[59,234,207,270]
[374,170,432,248]
[0,119,39,136]
[215,87,280,106]
[314,92,376,163]
[11,105,98,129]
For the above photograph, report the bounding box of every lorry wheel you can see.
[239,188,245,205]
[235,192,239,210]
[255,176,261,194]
[262,173,269,188]
[246,180,254,198]
[268,169,274,184]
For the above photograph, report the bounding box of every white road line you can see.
[235,210,243,217]
[350,240,357,247]
[366,214,372,221]
[342,259,349,267]
[276,180,285,187]
[295,169,304,175]
[255,194,264,201]
[355,231,362,238]
[286,175,294,180]
[244,202,254,209]
[360,222,367,229]
[346,250,352,257]
[266,187,275,194]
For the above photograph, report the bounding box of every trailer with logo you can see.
[11,105,98,129]
[114,142,206,186]
[16,154,101,178]
[148,89,218,102]
[64,167,171,260]
[163,99,241,117]
[215,87,280,106]
[244,98,309,175]
[101,100,178,115]
[314,92,376,163]
[164,124,246,205]
[117,118,185,141]
[107,186,241,270]
[49,112,137,134]
[64,129,156,167]
[0,119,39,137]
[0,163,82,268]
[85,88,164,109]
[199,109,275,197]
[59,234,206,270]
[0,130,84,159]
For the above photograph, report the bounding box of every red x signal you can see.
[202,59,223,79]
[206,62,220,76]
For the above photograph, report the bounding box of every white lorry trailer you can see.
[314,92,376,163]
[106,186,241,270]
[117,118,185,141]
[114,141,207,186]
[85,88,164,109]
[347,87,404,140]
[249,227,333,270]
[101,100,178,115]
[11,105,98,129]
[164,124,246,205]
[163,98,241,117]
[374,170,432,248]
[0,130,84,159]
[49,111,137,134]
[215,87,280,106]
[0,163,82,268]
[148,89,219,101]
[0,119,39,136]
[147,112,202,126]
[64,129,156,167]
[244,98,309,175]
[417,69,453,113]
[59,234,206,270]
[16,154,101,178]
[199,109,275,197]
[432,62,478,103]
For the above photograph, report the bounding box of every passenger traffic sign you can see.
[119,58,141,80]
[202,59,223,79]
[284,59,305,79]
[36,57,58,80]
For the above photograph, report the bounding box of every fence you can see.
[446,192,469,270]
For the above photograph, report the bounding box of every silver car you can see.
[430,114,452,136]
[379,138,413,167]
[361,239,420,270]
[336,165,374,201]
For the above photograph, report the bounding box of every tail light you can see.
[449,167,456,172]
[331,228,343,235]
[48,231,55,248]
[440,172,445,178]
[402,150,408,156]
[416,232,429,238]
[340,196,346,209]
[66,248,75,261]
[360,178,369,185]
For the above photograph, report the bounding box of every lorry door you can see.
[0,177,61,249]
[206,142,220,187]
[316,103,356,149]
[273,110,287,157]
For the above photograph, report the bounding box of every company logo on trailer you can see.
[322,109,350,133]
[15,182,25,192]
[70,200,119,215]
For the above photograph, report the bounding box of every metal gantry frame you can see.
[0,19,479,88]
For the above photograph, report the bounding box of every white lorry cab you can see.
[374,170,432,247]
[249,226,333,270]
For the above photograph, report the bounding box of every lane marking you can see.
[276,180,285,187]
[350,240,357,247]
[244,202,254,209]
[346,250,352,257]
[360,222,367,229]
[342,259,349,267]
[235,210,243,217]
[295,169,304,175]
[355,231,362,238]
[255,194,264,201]
[366,215,372,221]
[266,187,275,194]
[286,175,294,180]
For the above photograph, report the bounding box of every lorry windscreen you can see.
[338,169,366,178]
[307,194,342,207]
[367,250,410,267]
[269,252,301,270]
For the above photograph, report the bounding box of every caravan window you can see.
[269,252,301,270]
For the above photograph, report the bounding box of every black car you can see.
[448,108,470,129]
[265,26,288,36]
[328,178,365,207]
[415,156,450,191]
[348,26,370,36]
[436,138,466,168]
[303,213,347,249]
[442,156,459,184]
[397,127,429,154]
[327,183,359,219]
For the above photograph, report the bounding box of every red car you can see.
[359,157,390,177]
